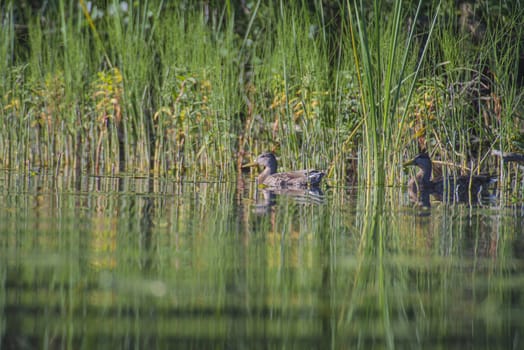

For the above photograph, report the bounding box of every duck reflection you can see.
[253,187,325,215]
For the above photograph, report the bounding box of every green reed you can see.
[415,3,524,198]
[0,0,523,189]
[484,9,524,198]
[346,0,440,186]
[246,2,335,174]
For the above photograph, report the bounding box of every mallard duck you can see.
[491,150,524,163]
[403,152,496,204]
[243,152,325,188]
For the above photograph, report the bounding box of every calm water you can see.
[1,171,523,349]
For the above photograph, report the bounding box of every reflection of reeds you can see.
[1,174,519,347]
[334,186,512,347]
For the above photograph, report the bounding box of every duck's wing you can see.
[450,174,497,188]
[432,174,497,202]
[264,169,325,188]
[295,169,326,186]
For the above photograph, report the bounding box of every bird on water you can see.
[243,152,325,188]
[403,152,496,205]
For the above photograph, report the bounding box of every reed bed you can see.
[0,0,523,190]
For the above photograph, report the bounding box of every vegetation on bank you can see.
[1,0,523,189]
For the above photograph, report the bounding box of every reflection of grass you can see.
[1,175,521,347]
[0,1,523,192]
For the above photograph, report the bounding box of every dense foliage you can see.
[1,0,523,187]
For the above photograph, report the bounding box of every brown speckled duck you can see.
[243,152,325,188]
[403,152,497,204]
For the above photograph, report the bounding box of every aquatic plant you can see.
[0,0,522,191]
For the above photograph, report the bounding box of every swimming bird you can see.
[403,152,496,204]
[491,150,524,163]
[243,152,325,188]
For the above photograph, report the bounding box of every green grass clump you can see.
[0,0,523,190]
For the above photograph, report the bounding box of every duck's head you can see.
[403,152,432,170]
[255,152,277,168]
[243,152,278,171]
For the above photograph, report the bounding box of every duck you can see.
[403,152,496,204]
[491,150,524,163]
[243,152,325,188]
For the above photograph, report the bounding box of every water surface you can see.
[1,172,523,349]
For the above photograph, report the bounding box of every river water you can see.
[1,172,523,349]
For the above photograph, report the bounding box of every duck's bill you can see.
[242,161,259,168]
[402,159,415,167]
